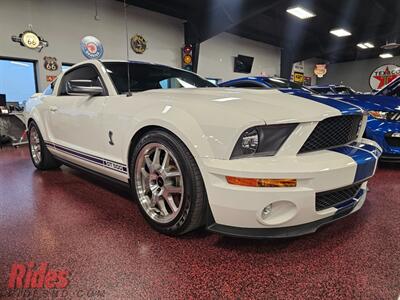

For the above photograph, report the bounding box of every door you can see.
[47,64,108,165]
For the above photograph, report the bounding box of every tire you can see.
[28,121,62,170]
[130,129,207,236]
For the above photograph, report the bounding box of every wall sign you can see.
[46,75,57,82]
[369,64,400,90]
[293,72,304,84]
[43,57,59,71]
[11,26,48,52]
[314,64,327,78]
[131,34,147,54]
[80,36,104,59]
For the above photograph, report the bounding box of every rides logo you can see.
[7,262,69,289]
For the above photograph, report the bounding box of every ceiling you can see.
[121,0,400,63]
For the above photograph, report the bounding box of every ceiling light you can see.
[380,53,393,59]
[286,7,316,19]
[364,42,374,48]
[330,28,352,37]
[357,43,368,49]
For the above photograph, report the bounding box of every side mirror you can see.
[66,79,103,96]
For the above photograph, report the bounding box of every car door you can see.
[47,64,108,170]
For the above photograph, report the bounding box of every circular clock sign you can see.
[21,31,40,49]
[369,64,400,90]
[131,34,147,54]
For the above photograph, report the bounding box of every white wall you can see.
[0,0,184,91]
[198,33,281,81]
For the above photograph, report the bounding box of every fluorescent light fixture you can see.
[357,43,368,49]
[380,53,393,59]
[330,28,352,37]
[286,7,316,19]
[364,42,374,48]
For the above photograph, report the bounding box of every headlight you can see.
[231,124,298,159]
[369,111,388,120]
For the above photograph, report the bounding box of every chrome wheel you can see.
[134,143,184,224]
[29,126,42,165]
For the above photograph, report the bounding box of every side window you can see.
[43,79,57,96]
[59,65,105,96]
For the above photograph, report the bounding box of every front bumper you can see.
[201,139,380,237]
[207,187,366,238]
[365,118,400,160]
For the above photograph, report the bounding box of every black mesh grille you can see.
[387,112,400,122]
[299,115,362,153]
[316,183,362,211]
[385,135,400,147]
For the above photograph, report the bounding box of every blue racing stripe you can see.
[45,141,128,174]
[330,146,377,182]
[286,91,363,115]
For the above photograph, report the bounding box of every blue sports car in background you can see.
[220,77,400,161]
[309,84,360,96]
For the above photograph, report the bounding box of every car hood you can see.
[332,94,400,112]
[148,88,362,124]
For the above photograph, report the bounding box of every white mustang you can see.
[25,60,381,238]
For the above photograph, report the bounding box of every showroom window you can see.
[61,63,74,72]
[0,58,37,104]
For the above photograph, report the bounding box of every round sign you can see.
[369,64,400,90]
[131,34,147,54]
[80,36,104,59]
[21,31,40,49]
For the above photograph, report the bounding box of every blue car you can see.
[220,77,400,161]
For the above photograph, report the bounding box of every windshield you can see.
[102,62,215,94]
[262,78,313,93]
[375,76,400,96]
[333,86,356,95]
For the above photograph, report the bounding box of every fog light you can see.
[261,204,273,219]
[226,176,297,187]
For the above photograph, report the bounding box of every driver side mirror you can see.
[66,79,104,96]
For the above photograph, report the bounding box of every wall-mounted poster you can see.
[314,64,327,78]
[80,36,104,59]
[293,72,304,84]
[369,64,400,90]
[304,76,311,86]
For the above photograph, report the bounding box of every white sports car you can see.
[25,60,382,238]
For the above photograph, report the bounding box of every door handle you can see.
[49,106,58,112]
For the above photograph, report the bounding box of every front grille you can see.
[387,112,400,122]
[299,115,362,153]
[316,183,362,211]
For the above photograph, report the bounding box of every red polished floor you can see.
[0,146,399,299]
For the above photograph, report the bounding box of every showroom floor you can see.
[0,146,399,300]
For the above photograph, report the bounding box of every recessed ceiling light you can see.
[364,42,374,48]
[286,7,316,19]
[330,28,352,37]
[357,43,368,49]
[380,53,393,59]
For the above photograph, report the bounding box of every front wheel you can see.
[28,122,61,170]
[131,130,207,235]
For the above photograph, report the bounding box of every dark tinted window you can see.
[311,87,335,95]
[102,62,215,94]
[378,80,400,97]
[59,65,104,96]
[228,81,265,88]
[333,86,356,95]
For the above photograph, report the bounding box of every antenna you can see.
[124,0,132,96]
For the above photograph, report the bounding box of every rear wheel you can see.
[28,122,61,170]
[131,130,207,235]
